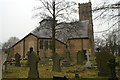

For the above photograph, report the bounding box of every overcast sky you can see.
[0,0,119,43]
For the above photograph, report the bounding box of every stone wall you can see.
[12,34,66,59]
[13,41,23,57]
[67,38,89,58]
[24,34,38,55]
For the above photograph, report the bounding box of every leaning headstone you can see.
[15,53,21,67]
[28,47,39,78]
[77,50,87,65]
[96,51,116,77]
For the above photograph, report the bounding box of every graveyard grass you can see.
[3,56,120,79]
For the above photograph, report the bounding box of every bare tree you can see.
[34,0,79,71]
[93,1,120,32]
[99,30,118,55]
[94,36,105,50]
[92,1,120,56]
[107,30,118,55]
[95,29,118,56]
[2,37,19,49]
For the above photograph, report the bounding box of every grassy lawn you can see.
[3,57,120,79]
[3,60,99,78]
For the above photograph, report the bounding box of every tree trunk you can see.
[52,1,61,72]
[52,53,61,72]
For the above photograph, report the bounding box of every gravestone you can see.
[52,53,61,72]
[85,51,92,68]
[28,47,39,78]
[96,51,116,77]
[62,51,71,67]
[77,50,87,65]
[107,59,117,78]
[62,59,71,67]
[65,51,71,61]
[15,53,21,67]
[53,75,68,80]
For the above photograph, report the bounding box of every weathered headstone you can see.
[96,51,116,77]
[52,53,61,72]
[62,59,71,67]
[107,59,117,78]
[62,51,71,67]
[77,50,87,65]
[15,53,21,67]
[28,47,39,78]
[65,51,71,61]
[53,75,68,80]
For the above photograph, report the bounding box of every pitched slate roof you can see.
[12,32,66,48]
[12,19,89,48]
[32,19,89,43]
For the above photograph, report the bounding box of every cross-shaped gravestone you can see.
[85,51,92,68]
[28,47,39,78]
[15,53,21,67]
[62,50,71,67]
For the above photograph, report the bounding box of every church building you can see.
[10,2,94,59]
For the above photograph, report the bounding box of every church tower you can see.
[78,2,94,55]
